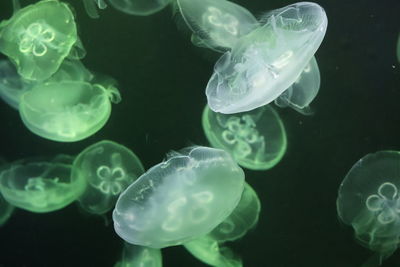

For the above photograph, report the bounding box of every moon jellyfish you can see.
[114,242,162,267]
[184,235,242,267]
[337,151,400,264]
[72,140,144,215]
[202,104,287,170]
[209,182,260,242]
[83,0,108,19]
[274,56,320,115]
[19,79,121,142]
[108,0,171,16]
[0,0,82,81]
[0,155,86,213]
[113,146,245,248]
[206,2,328,114]
[175,0,258,52]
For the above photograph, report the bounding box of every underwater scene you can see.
[0,0,399,266]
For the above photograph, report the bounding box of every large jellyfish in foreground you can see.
[175,0,258,52]
[18,78,121,142]
[206,2,328,114]
[337,151,400,264]
[114,242,162,267]
[202,104,287,170]
[0,0,83,81]
[0,155,85,213]
[113,146,245,248]
[72,140,144,215]
[274,56,321,115]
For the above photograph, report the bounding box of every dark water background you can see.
[0,0,400,266]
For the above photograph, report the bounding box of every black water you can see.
[0,0,400,266]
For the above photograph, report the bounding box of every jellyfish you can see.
[206,2,328,114]
[184,235,242,267]
[18,78,121,142]
[202,104,287,170]
[83,0,108,19]
[72,140,144,215]
[175,0,258,52]
[274,56,321,115]
[108,0,171,16]
[114,242,162,267]
[0,155,86,213]
[337,151,400,264]
[0,0,83,81]
[113,146,245,248]
[0,192,14,226]
[209,182,260,242]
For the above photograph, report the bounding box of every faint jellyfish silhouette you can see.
[72,140,144,215]
[114,242,162,267]
[113,146,245,248]
[202,104,287,170]
[337,151,400,265]
[108,0,171,16]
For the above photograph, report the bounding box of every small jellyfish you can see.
[183,235,242,267]
[274,56,321,115]
[108,0,171,16]
[114,242,162,267]
[206,2,328,114]
[337,151,400,264]
[0,155,86,213]
[0,0,83,81]
[72,140,144,215]
[83,0,108,19]
[209,182,260,242]
[113,146,245,248]
[18,78,121,142]
[202,104,287,170]
[175,0,258,52]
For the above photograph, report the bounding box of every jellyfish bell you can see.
[0,0,81,81]
[337,151,400,262]
[206,2,328,114]
[175,0,258,52]
[274,56,320,115]
[112,146,245,248]
[108,0,171,16]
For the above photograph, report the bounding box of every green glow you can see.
[19,79,120,142]
[184,235,242,267]
[0,0,80,81]
[0,155,85,213]
[210,182,260,242]
[114,242,162,267]
[202,104,287,170]
[72,140,144,215]
[83,0,108,19]
[113,146,245,248]
[337,151,400,260]
[109,0,170,16]
[0,193,14,226]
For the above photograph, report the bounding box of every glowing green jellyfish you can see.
[202,104,287,170]
[18,78,121,142]
[184,235,242,267]
[337,151,400,264]
[0,192,15,226]
[0,155,86,213]
[109,0,171,16]
[114,242,162,267]
[72,140,144,215]
[209,182,260,242]
[0,0,82,81]
[82,0,108,19]
[113,146,245,248]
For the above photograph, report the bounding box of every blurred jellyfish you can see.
[0,192,14,226]
[274,56,321,115]
[0,0,84,81]
[209,182,260,242]
[184,235,242,267]
[114,242,162,267]
[72,140,144,215]
[206,2,328,114]
[337,151,400,264]
[83,0,108,19]
[113,146,245,248]
[202,104,287,170]
[18,77,121,142]
[175,0,258,52]
[0,155,85,213]
[108,0,171,16]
